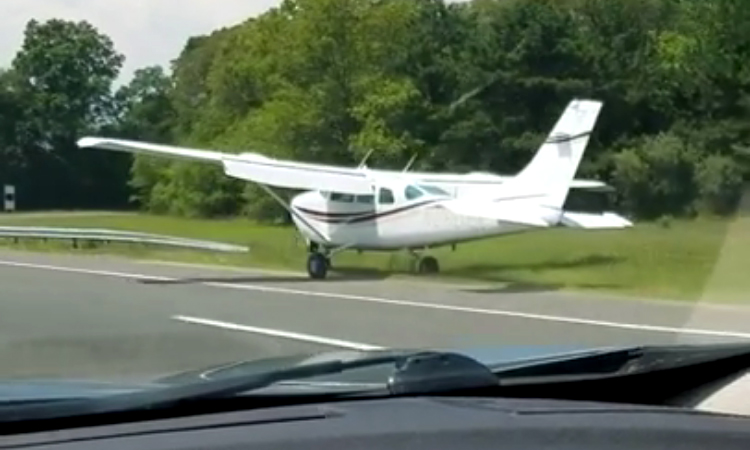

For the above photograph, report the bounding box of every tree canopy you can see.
[1,0,748,220]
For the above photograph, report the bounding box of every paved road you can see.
[1,249,749,382]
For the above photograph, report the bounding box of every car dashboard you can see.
[4,345,750,450]
[2,394,750,450]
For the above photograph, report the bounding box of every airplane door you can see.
[376,186,396,210]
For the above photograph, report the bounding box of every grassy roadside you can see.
[0,211,747,303]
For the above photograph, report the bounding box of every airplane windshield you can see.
[417,184,450,196]
[404,185,424,200]
[355,194,374,204]
[330,192,354,202]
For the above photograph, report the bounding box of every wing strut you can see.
[256,184,331,245]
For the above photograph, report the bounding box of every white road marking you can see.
[133,258,750,310]
[2,259,750,340]
[137,259,492,290]
[137,259,305,277]
[173,315,383,351]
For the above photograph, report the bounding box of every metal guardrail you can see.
[0,226,249,253]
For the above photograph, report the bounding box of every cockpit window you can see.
[330,192,354,202]
[378,188,394,204]
[355,194,374,204]
[404,185,424,200]
[418,184,450,196]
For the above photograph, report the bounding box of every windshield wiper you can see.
[0,350,499,428]
[6,343,750,432]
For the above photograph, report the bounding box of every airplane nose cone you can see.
[290,194,302,209]
[289,192,310,209]
[290,191,316,212]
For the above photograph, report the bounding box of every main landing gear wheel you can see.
[307,252,329,279]
[417,256,440,274]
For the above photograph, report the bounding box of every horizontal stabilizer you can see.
[569,179,612,191]
[560,211,633,229]
[442,199,551,228]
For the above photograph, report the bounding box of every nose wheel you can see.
[307,252,329,279]
[306,240,332,279]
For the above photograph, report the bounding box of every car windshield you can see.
[0,0,749,422]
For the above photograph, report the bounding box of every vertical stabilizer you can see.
[498,99,603,209]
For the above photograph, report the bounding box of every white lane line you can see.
[2,259,750,340]
[172,315,383,351]
[137,259,305,277]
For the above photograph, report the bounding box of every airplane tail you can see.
[495,99,603,210]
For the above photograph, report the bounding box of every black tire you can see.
[307,252,328,279]
[418,256,440,274]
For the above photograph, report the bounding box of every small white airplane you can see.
[77,98,631,279]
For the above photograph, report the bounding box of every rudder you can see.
[499,99,603,209]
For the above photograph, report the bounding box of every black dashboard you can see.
[5,344,750,449]
[2,395,750,450]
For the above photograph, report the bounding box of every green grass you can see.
[0,211,747,303]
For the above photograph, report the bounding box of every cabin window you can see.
[355,194,374,204]
[378,188,394,204]
[404,185,424,200]
[330,192,354,202]
[418,184,449,196]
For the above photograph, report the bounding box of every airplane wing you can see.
[76,137,375,195]
[77,136,610,196]
[77,137,227,163]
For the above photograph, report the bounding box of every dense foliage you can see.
[1,0,749,220]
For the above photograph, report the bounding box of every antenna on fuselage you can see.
[357,148,374,169]
[402,153,418,172]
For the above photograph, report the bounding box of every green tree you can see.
[118,0,749,220]
[612,133,700,218]
[695,154,744,216]
[109,65,178,208]
[7,18,126,209]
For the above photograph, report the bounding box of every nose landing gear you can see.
[307,252,329,279]
[306,241,331,279]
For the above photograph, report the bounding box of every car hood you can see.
[0,345,622,403]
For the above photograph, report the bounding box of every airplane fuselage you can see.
[289,189,530,250]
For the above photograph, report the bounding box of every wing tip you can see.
[571,98,603,106]
[77,136,103,148]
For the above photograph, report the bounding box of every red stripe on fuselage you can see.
[294,199,440,224]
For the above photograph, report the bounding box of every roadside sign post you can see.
[4,185,15,212]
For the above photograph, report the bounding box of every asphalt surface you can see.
[1,249,750,382]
